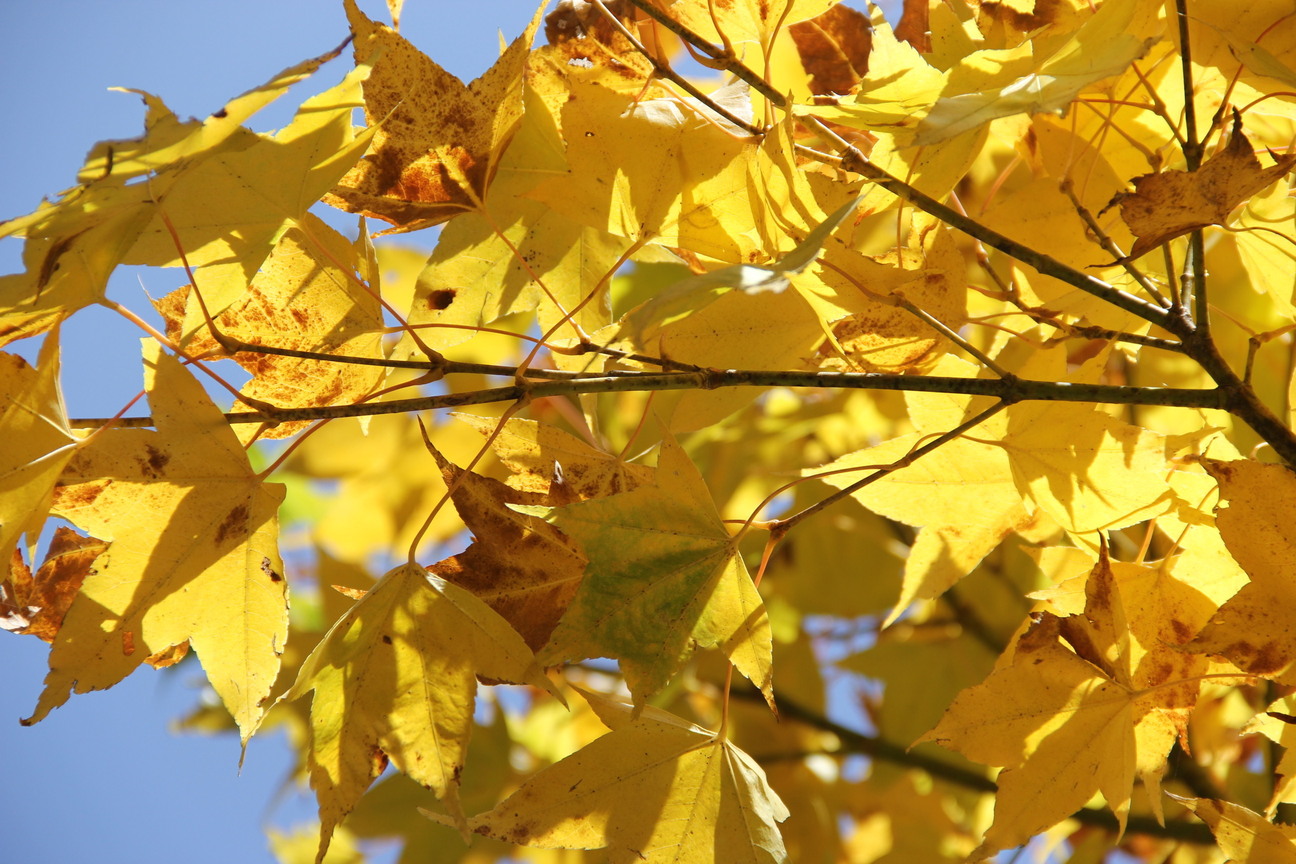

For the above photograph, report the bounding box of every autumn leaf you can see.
[619,193,862,340]
[912,0,1160,146]
[389,67,638,364]
[1002,400,1173,534]
[1183,458,1296,683]
[455,414,654,503]
[788,3,873,96]
[0,49,374,346]
[155,214,386,439]
[664,0,836,48]
[1108,112,1296,261]
[540,433,773,707]
[1172,797,1296,862]
[424,441,587,653]
[283,561,559,859]
[528,80,755,260]
[0,333,78,564]
[0,44,355,346]
[26,342,287,740]
[324,0,542,230]
[801,213,967,374]
[1,527,105,642]
[919,548,1187,858]
[432,688,790,863]
[813,413,1033,624]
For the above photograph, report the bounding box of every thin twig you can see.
[775,400,1009,533]
[1058,177,1169,307]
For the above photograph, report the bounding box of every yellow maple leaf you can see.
[397,134,633,361]
[26,342,287,739]
[805,13,943,131]
[155,215,386,439]
[119,62,377,280]
[1184,459,1296,683]
[919,549,1185,858]
[1173,797,1296,863]
[811,358,1031,623]
[1109,112,1296,261]
[540,433,773,706]
[455,414,654,503]
[1032,555,1221,820]
[815,430,1033,625]
[0,334,79,563]
[283,561,559,860]
[628,287,824,432]
[324,0,542,230]
[528,81,756,260]
[912,0,1160,146]
[434,688,790,864]
[0,50,374,346]
[1002,400,1172,534]
[801,213,968,374]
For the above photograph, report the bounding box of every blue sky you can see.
[0,3,539,863]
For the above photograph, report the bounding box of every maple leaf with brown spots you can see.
[1107,111,1296,261]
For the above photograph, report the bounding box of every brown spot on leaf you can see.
[428,289,457,310]
[122,630,136,656]
[214,503,250,546]
[142,443,171,478]
[37,230,89,290]
[1248,641,1285,675]
[261,558,283,583]
[371,747,390,776]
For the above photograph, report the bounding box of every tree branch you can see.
[68,367,1232,429]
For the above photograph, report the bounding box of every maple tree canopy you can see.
[5,0,1296,862]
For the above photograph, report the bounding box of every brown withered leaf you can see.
[893,0,931,53]
[1108,112,1296,261]
[790,4,873,96]
[532,0,656,100]
[544,0,638,50]
[325,0,542,231]
[2,527,105,641]
[424,443,587,653]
